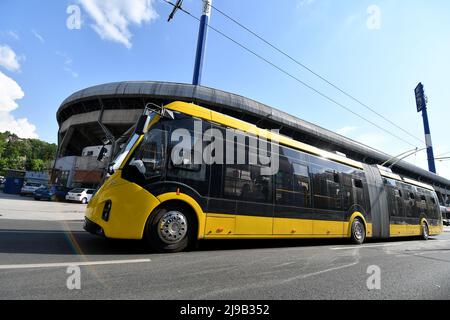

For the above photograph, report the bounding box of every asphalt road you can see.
[0,217,449,300]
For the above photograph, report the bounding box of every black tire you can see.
[420,222,429,241]
[350,218,366,245]
[81,198,88,204]
[144,204,196,253]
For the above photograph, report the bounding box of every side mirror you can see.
[97,146,108,162]
[107,163,115,175]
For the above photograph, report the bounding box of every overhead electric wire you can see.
[161,0,418,148]
[208,2,427,147]
[437,150,450,158]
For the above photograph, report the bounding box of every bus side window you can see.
[292,163,311,208]
[311,168,342,211]
[224,164,272,204]
[223,166,251,199]
[353,179,363,189]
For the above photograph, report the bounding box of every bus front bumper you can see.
[83,217,105,237]
[84,173,161,240]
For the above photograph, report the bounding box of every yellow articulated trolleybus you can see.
[84,101,443,253]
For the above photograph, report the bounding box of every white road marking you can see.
[0,259,151,270]
[281,261,360,284]
[273,261,299,268]
[0,230,82,234]
[330,239,450,251]
[198,260,360,299]
[330,243,405,250]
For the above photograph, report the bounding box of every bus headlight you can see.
[102,200,112,222]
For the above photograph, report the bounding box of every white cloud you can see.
[0,111,38,139]
[0,71,24,112]
[0,45,21,72]
[78,0,158,49]
[0,71,38,139]
[31,29,45,44]
[7,31,20,40]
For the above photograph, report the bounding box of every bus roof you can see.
[166,101,435,192]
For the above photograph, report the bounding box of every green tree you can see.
[0,132,57,175]
[30,159,45,171]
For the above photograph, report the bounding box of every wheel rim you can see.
[157,211,188,244]
[422,223,429,238]
[354,220,364,241]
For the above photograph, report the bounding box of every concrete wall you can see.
[59,109,142,134]
[54,156,106,188]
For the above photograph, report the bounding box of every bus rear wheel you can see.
[420,222,429,241]
[350,218,366,245]
[145,204,195,253]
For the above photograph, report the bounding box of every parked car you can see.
[20,182,46,196]
[34,186,70,201]
[442,206,450,226]
[65,188,96,204]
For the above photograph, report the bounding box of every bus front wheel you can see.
[420,222,429,241]
[145,204,196,253]
[350,218,366,245]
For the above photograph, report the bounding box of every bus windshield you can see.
[112,134,141,171]
[126,129,166,179]
[112,111,159,171]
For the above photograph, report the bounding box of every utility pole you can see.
[167,0,212,86]
[192,0,212,85]
[415,83,436,174]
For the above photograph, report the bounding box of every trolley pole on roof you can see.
[192,0,212,86]
[415,82,437,174]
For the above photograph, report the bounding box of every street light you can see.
[415,83,437,173]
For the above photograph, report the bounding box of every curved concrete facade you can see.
[57,81,450,196]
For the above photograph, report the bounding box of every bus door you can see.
[386,183,407,236]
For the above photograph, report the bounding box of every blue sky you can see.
[0,0,450,178]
